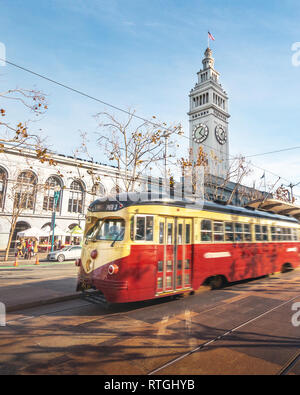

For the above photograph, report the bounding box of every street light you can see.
[50,188,61,252]
[162,131,172,182]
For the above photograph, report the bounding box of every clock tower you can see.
[188,47,230,178]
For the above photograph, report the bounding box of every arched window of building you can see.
[43,176,63,212]
[14,171,37,210]
[11,221,30,249]
[110,185,123,194]
[68,180,84,213]
[0,167,7,211]
[91,182,106,197]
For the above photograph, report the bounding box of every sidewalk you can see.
[0,256,52,268]
[0,252,49,266]
[0,259,80,312]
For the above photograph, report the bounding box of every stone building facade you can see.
[0,144,127,250]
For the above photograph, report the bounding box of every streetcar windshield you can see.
[86,218,125,241]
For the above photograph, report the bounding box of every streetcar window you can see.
[135,215,154,241]
[277,227,282,241]
[271,227,277,241]
[282,228,292,241]
[214,221,224,242]
[87,218,125,241]
[282,228,287,241]
[244,224,252,242]
[255,225,262,241]
[158,261,163,272]
[292,229,298,241]
[135,217,145,240]
[234,223,243,242]
[178,223,183,245]
[201,220,212,242]
[146,217,154,241]
[262,226,268,241]
[159,222,164,244]
[167,223,173,244]
[225,223,234,242]
[185,224,191,244]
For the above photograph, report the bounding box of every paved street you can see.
[1,267,300,375]
[0,260,78,311]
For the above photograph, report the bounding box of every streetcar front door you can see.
[176,218,192,290]
[156,217,175,294]
[165,217,175,292]
[183,218,192,289]
[156,217,192,295]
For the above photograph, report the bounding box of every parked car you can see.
[47,246,82,262]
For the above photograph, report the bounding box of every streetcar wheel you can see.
[281,263,293,273]
[57,254,65,262]
[210,275,224,290]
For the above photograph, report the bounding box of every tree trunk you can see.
[4,222,16,261]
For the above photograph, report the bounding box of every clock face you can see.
[192,124,209,144]
[215,125,227,145]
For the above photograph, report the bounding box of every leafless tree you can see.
[94,110,182,192]
[0,87,55,164]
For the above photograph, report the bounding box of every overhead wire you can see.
[0,57,298,189]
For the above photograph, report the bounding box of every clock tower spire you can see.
[188,47,230,178]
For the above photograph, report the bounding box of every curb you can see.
[6,292,81,313]
[0,261,75,269]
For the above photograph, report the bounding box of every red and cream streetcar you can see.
[76,194,300,303]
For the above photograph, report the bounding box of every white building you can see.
[188,47,230,177]
[0,144,127,250]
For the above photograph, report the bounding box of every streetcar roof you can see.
[88,192,299,224]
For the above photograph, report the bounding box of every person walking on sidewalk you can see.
[33,239,38,256]
[28,239,33,259]
[16,241,23,258]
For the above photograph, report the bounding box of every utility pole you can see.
[163,131,171,182]
[51,189,61,252]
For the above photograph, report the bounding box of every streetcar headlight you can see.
[90,249,98,259]
[108,264,119,275]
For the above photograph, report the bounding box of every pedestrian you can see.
[24,246,28,260]
[17,241,22,257]
[21,239,26,257]
[33,239,38,255]
[27,239,33,259]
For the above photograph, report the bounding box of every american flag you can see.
[208,31,215,41]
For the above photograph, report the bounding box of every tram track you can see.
[4,271,300,375]
[277,351,300,375]
[5,288,217,326]
[147,292,300,375]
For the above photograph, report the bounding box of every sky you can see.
[1,0,300,195]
